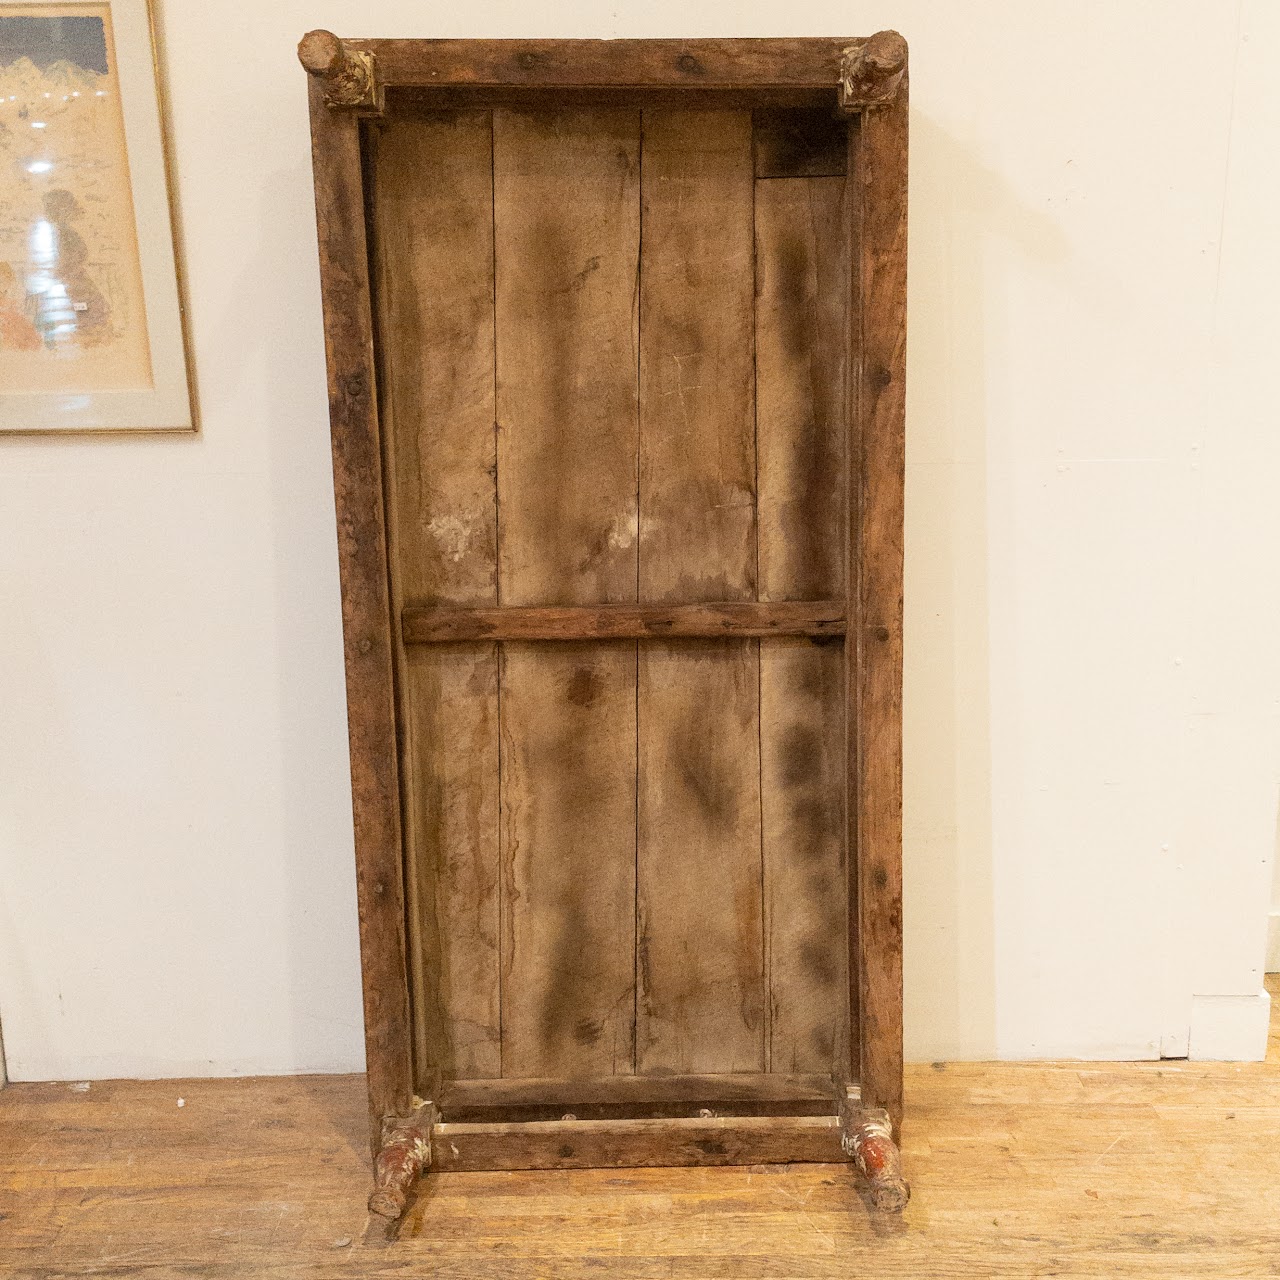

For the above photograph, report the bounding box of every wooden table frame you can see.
[300,30,908,1220]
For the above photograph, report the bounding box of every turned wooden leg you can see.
[368,1105,435,1220]
[841,1102,910,1212]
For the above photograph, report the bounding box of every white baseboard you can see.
[1267,910,1280,973]
[1188,991,1272,1061]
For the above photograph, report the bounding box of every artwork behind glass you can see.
[0,5,152,392]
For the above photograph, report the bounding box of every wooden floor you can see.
[2,976,1277,1279]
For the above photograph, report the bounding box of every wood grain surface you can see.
[3,979,1275,1277]
[636,639,764,1074]
[305,80,413,1150]
[402,600,845,643]
[372,113,497,610]
[359,38,857,91]
[755,145,850,1077]
[432,1114,844,1171]
[371,113,502,1089]
[498,644,638,1077]
[638,109,757,602]
[755,174,846,601]
[437,1071,833,1122]
[759,638,846,1074]
[492,109,642,1079]
[847,85,909,1129]
[635,110,763,1076]
[493,107,640,608]
[400,648,501,1083]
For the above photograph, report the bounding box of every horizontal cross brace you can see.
[401,600,846,644]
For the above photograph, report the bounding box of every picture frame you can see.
[0,0,194,432]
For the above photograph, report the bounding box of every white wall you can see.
[1,0,1276,1081]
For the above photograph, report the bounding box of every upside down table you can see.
[300,28,910,1220]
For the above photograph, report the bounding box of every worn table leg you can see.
[840,1100,910,1212]
[368,1104,436,1220]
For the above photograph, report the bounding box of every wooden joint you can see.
[838,1096,909,1212]
[837,31,907,113]
[368,1102,436,1220]
[298,29,384,114]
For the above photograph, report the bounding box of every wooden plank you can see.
[370,113,502,1088]
[636,642,763,1074]
[432,1114,844,1171]
[305,81,412,1154]
[401,648,501,1082]
[359,38,857,91]
[493,107,640,608]
[638,109,757,601]
[402,600,845,643]
[438,1072,835,1122]
[498,645,637,1077]
[372,113,497,609]
[635,109,762,1076]
[394,86,837,113]
[755,168,849,1075]
[848,80,909,1131]
[753,108,848,179]
[759,639,846,1074]
[492,109,641,1079]
[756,175,847,599]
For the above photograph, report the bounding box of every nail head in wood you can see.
[298,29,383,113]
[837,30,908,113]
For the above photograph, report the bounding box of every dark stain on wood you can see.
[566,667,599,706]
[754,108,848,178]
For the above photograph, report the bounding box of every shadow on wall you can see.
[193,144,366,1083]
[261,155,369,1085]
[903,109,1069,1061]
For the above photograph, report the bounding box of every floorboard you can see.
[1,974,1276,1279]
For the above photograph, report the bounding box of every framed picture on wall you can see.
[0,0,194,432]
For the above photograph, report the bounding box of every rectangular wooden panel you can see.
[756,174,846,600]
[494,108,640,608]
[306,84,413,1152]
[402,647,501,1081]
[493,109,642,1078]
[374,113,497,608]
[371,114,502,1087]
[403,600,844,643]
[635,643,762,1073]
[638,109,756,599]
[635,110,763,1075]
[759,638,846,1074]
[848,89,909,1129]
[365,38,855,92]
[755,164,848,1075]
[498,644,637,1077]
[437,1072,833,1122]
[432,1114,844,1171]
